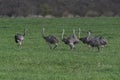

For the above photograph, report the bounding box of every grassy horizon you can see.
[0,17,120,80]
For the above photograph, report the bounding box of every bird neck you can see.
[23,30,26,36]
[62,29,64,39]
[78,28,80,39]
[41,28,46,38]
[88,32,91,36]
[42,32,45,38]
[73,29,75,36]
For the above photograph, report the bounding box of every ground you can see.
[0,17,119,80]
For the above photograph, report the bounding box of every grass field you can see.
[0,17,120,80]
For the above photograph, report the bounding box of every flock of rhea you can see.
[14,28,107,51]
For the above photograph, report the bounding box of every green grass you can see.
[0,17,120,80]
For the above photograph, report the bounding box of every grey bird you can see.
[14,28,27,46]
[80,31,94,46]
[80,31,107,51]
[88,36,107,51]
[41,28,59,49]
[61,29,80,50]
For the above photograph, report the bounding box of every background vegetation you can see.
[0,0,120,17]
[0,17,120,80]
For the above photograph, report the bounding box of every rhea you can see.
[88,36,107,51]
[80,31,107,51]
[61,28,80,50]
[14,28,27,46]
[41,28,59,49]
[80,31,94,46]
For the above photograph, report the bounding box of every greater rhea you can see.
[80,31,94,46]
[61,29,80,50]
[80,31,107,51]
[14,28,27,46]
[88,36,107,51]
[41,28,59,49]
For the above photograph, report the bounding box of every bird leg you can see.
[17,44,22,49]
[101,45,105,48]
[17,41,22,48]
[53,43,58,49]
[47,42,52,49]
[19,42,22,46]
[97,46,100,52]
[69,43,75,50]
